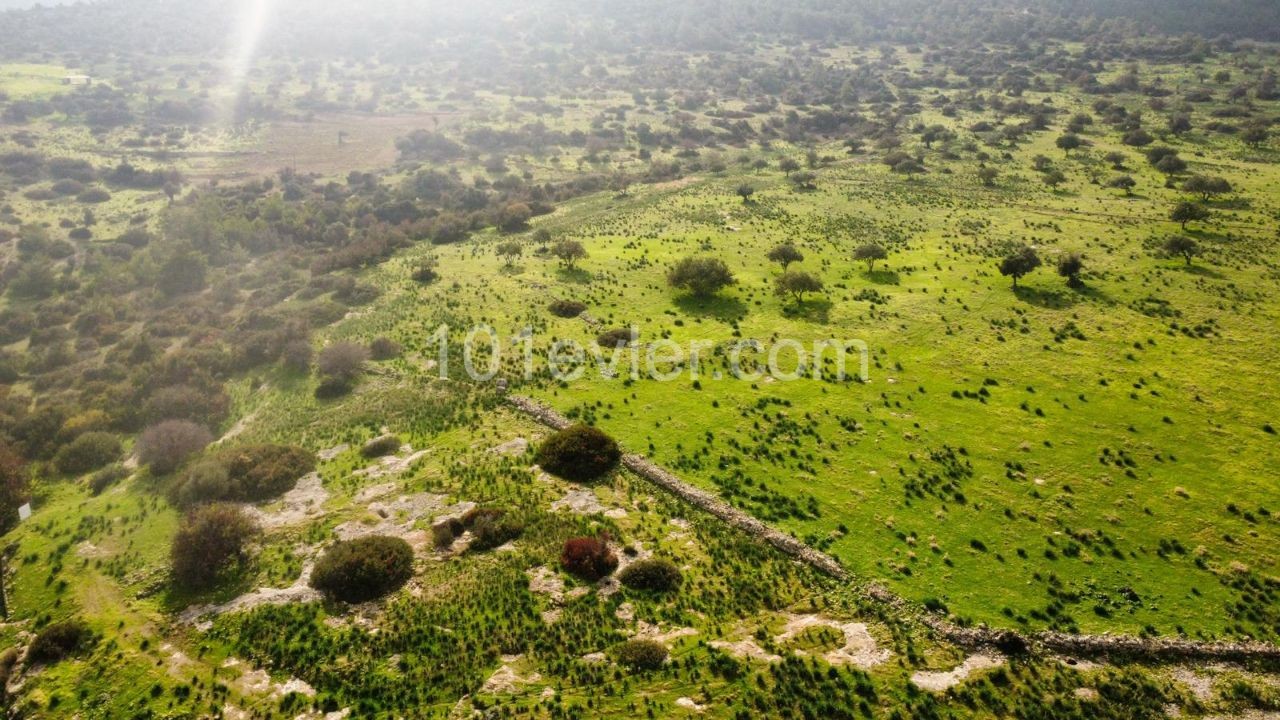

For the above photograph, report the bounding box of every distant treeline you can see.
[1,0,1278,61]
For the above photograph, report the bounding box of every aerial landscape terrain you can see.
[0,0,1278,717]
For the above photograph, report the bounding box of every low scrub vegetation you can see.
[309,535,415,603]
[618,558,682,592]
[170,503,260,590]
[560,536,618,581]
[26,620,95,665]
[167,444,315,507]
[536,425,621,482]
[614,639,668,670]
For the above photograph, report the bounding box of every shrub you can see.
[536,425,621,482]
[0,443,28,534]
[615,639,667,670]
[561,536,618,581]
[76,187,111,203]
[467,508,524,551]
[170,503,259,590]
[27,620,94,665]
[369,337,402,360]
[281,340,313,373]
[310,536,414,603]
[53,431,121,475]
[361,434,401,458]
[88,464,128,496]
[168,444,314,507]
[667,256,736,298]
[317,342,369,382]
[136,420,213,475]
[548,299,587,318]
[411,261,439,284]
[618,558,682,592]
[596,328,636,348]
[314,377,353,399]
[143,384,229,428]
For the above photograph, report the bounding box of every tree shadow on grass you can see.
[1172,263,1224,279]
[498,264,526,276]
[863,269,900,285]
[1013,285,1077,309]
[1212,197,1252,211]
[780,297,833,323]
[1072,283,1117,307]
[554,266,593,284]
[673,294,748,322]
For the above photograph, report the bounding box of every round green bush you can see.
[310,535,414,603]
[596,328,637,348]
[466,508,524,552]
[53,432,121,476]
[170,503,259,590]
[618,558,682,592]
[615,639,668,670]
[536,425,620,483]
[27,619,94,665]
[547,299,587,318]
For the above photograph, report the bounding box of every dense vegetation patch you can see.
[52,431,120,475]
[170,503,260,590]
[548,299,587,318]
[26,620,95,665]
[536,425,621,482]
[309,535,414,603]
[618,558,683,592]
[614,639,668,670]
[561,536,618,581]
[167,444,315,507]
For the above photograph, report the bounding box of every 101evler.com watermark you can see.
[421,325,870,384]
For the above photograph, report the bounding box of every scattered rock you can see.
[318,443,350,461]
[247,472,328,529]
[675,697,706,712]
[481,656,541,694]
[776,614,891,668]
[911,653,1005,692]
[491,437,529,456]
[179,557,322,626]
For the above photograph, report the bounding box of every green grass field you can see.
[333,61,1280,642]
[2,38,1279,719]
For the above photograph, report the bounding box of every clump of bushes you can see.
[536,425,621,482]
[315,341,370,398]
[468,508,525,551]
[596,328,636,348]
[170,503,259,590]
[53,431,121,475]
[615,639,667,670]
[360,434,402,459]
[76,187,111,203]
[548,299,587,318]
[136,419,213,475]
[411,261,439,284]
[88,464,129,496]
[309,535,414,603]
[618,558,682,592]
[369,337,402,360]
[561,536,618,581]
[26,619,95,665]
[167,444,315,507]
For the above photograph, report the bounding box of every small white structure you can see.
[62,75,92,86]
[17,503,31,521]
